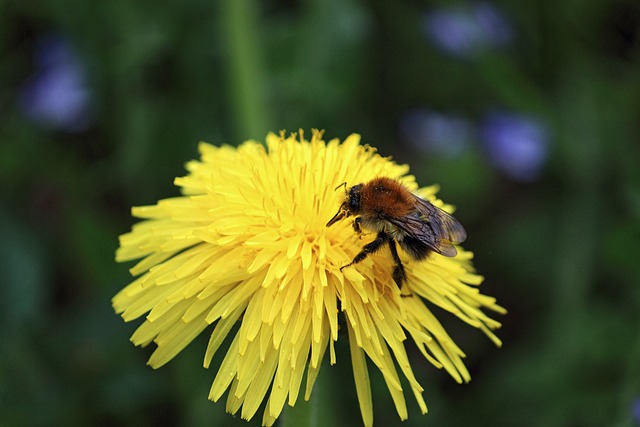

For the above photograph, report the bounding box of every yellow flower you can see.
[113,129,505,426]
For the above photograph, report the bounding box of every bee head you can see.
[326,182,363,227]
[347,184,363,214]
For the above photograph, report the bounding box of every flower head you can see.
[113,130,505,426]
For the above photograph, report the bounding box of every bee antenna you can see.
[334,182,348,192]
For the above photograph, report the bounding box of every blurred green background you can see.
[2,0,640,426]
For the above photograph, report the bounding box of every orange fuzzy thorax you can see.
[359,177,415,219]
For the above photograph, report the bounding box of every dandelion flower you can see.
[113,129,505,426]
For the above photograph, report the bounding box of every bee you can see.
[326,177,467,287]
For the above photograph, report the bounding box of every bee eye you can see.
[348,185,362,211]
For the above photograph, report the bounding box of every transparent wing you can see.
[414,197,466,243]
[388,196,466,257]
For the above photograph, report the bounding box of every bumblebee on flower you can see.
[113,129,505,427]
[327,176,467,290]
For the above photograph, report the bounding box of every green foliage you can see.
[1,0,639,426]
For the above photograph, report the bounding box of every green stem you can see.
[280,385,319,427]
[220,0,270,141]
[552,67,601,343]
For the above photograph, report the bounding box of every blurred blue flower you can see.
[400,109,472,157]
[422,2,512,58]
[20,35,93,132]
[481,111,549,182]
[633,397,640,425]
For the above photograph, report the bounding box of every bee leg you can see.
[340,232,388,272]
[387,240,407,287]
[352,217,362,234]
